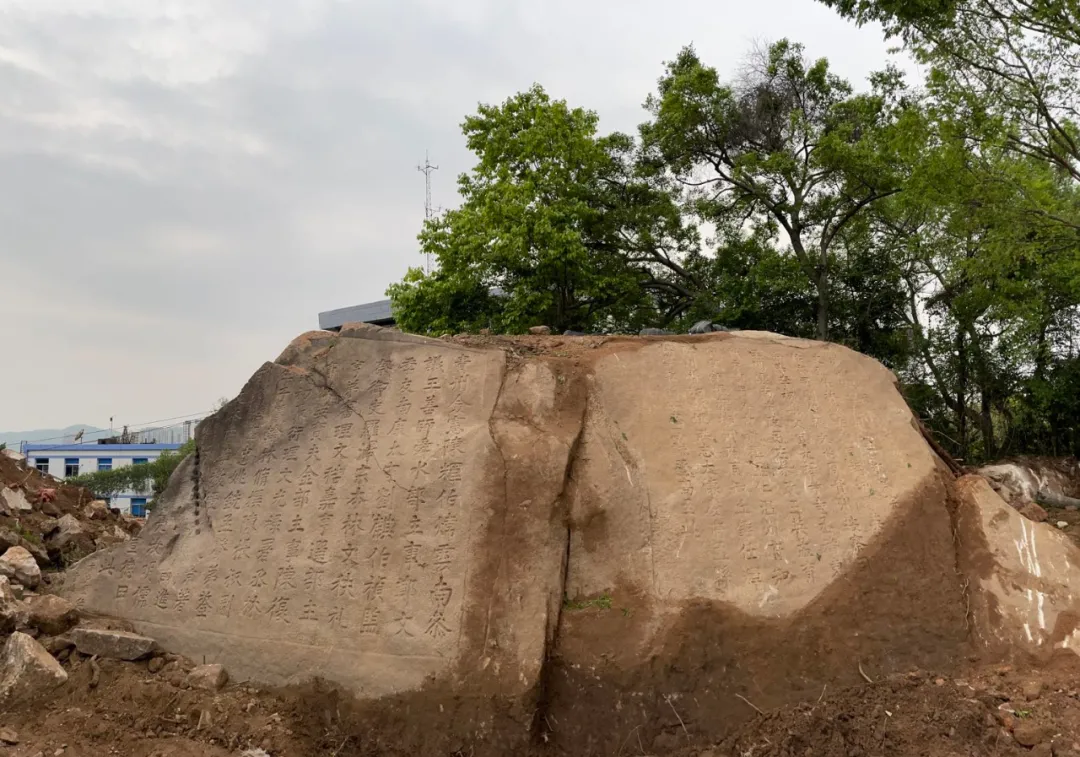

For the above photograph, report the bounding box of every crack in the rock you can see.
[532,392,588,745]
[480,362,513,652]
[305,350,413,494]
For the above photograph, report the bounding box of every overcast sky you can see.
[0,0,910,433]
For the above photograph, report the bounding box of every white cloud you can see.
[0,0,907,430]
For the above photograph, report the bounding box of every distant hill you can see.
[0,425,105,448]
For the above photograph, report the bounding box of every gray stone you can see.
[0,547,41,588]
[83,501,109,521]
[0,487,32,513]
[0,578,25,634]
[0,632,68,704]
[562,330,586,336]
[50,515,85,549]
[41,636,74,656]
[185,663,228,691]
[688,320,716,334]
[69,627,158,660]
[638,328,672,336]
[27,595,79,636]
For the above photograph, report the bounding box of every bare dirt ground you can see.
[4,640,1080,757]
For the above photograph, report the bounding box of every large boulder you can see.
[955,475,1080,654]
[0,547,40,588]
[0,632,67,704]
[59,327,972,754]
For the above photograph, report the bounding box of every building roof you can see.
[23,443,184,454]
[319,287,507,332]
[318,299,394,331]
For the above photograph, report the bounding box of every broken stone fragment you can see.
[528,325,551,335]
[0,547,41,588]
[83,501,109,520]
[0,632,68,705]
[69,627,158,661]
[0,581,25,634]
[0,487,32,513]
[50,515,85,550]
[1017,501,1049,523]
[185,663,228,691]
[40,635,74,657]
[0,727,17,745]
[26,595,79,636]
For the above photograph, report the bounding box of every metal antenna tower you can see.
[417,151,439,273]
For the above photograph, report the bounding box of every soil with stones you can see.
[5,652,1080,756]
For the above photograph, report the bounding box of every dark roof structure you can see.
[318,299,395,331]
[319,288,507,332]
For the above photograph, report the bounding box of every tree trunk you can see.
[815,271,829,342]
[981,387,996,461]
[956,329,968,461]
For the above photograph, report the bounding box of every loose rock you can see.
[0,632,68,704]
[528,325,551,336]
[26,595,79,636]
[1,487,32,513]
[1022,679,1043,701]
[69,628,157,661]
[0,547,40,589]
[185,663,228,691]
[50,515,85,550]
[1017,501,1049,523]
[1058,521,1069,529]
[1015,722,1053,748]
[83,500,109,520]
[147,657,165,674]
[0,727,18,745]
[41,636,73,656]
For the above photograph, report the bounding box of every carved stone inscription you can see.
[572,335,940,618]
[62,331,506,694]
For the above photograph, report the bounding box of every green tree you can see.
[389,85,700,335]
[819,0,1080,183]
[73,439,195,509]
[639,40,911,340]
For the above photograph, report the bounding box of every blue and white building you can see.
[20,442,183,517]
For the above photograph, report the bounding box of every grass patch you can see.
[564,593,613,611]
[16,525,41,546]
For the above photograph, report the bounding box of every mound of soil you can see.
[0,453,141,573]
[4,654,1080,756]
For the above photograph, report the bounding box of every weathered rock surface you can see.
[1,487,32,513]
[84,500,110,520]
[1018,501,1050,522]
[69,628,157,660]
[0,576,24,633]
[186,663,228,691]
[26,595,79,636]
[51,514,85,550]
[54,326,1004,753]
[956,475,1080,654]
[0,632,67,704]
[0,547,40,588]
